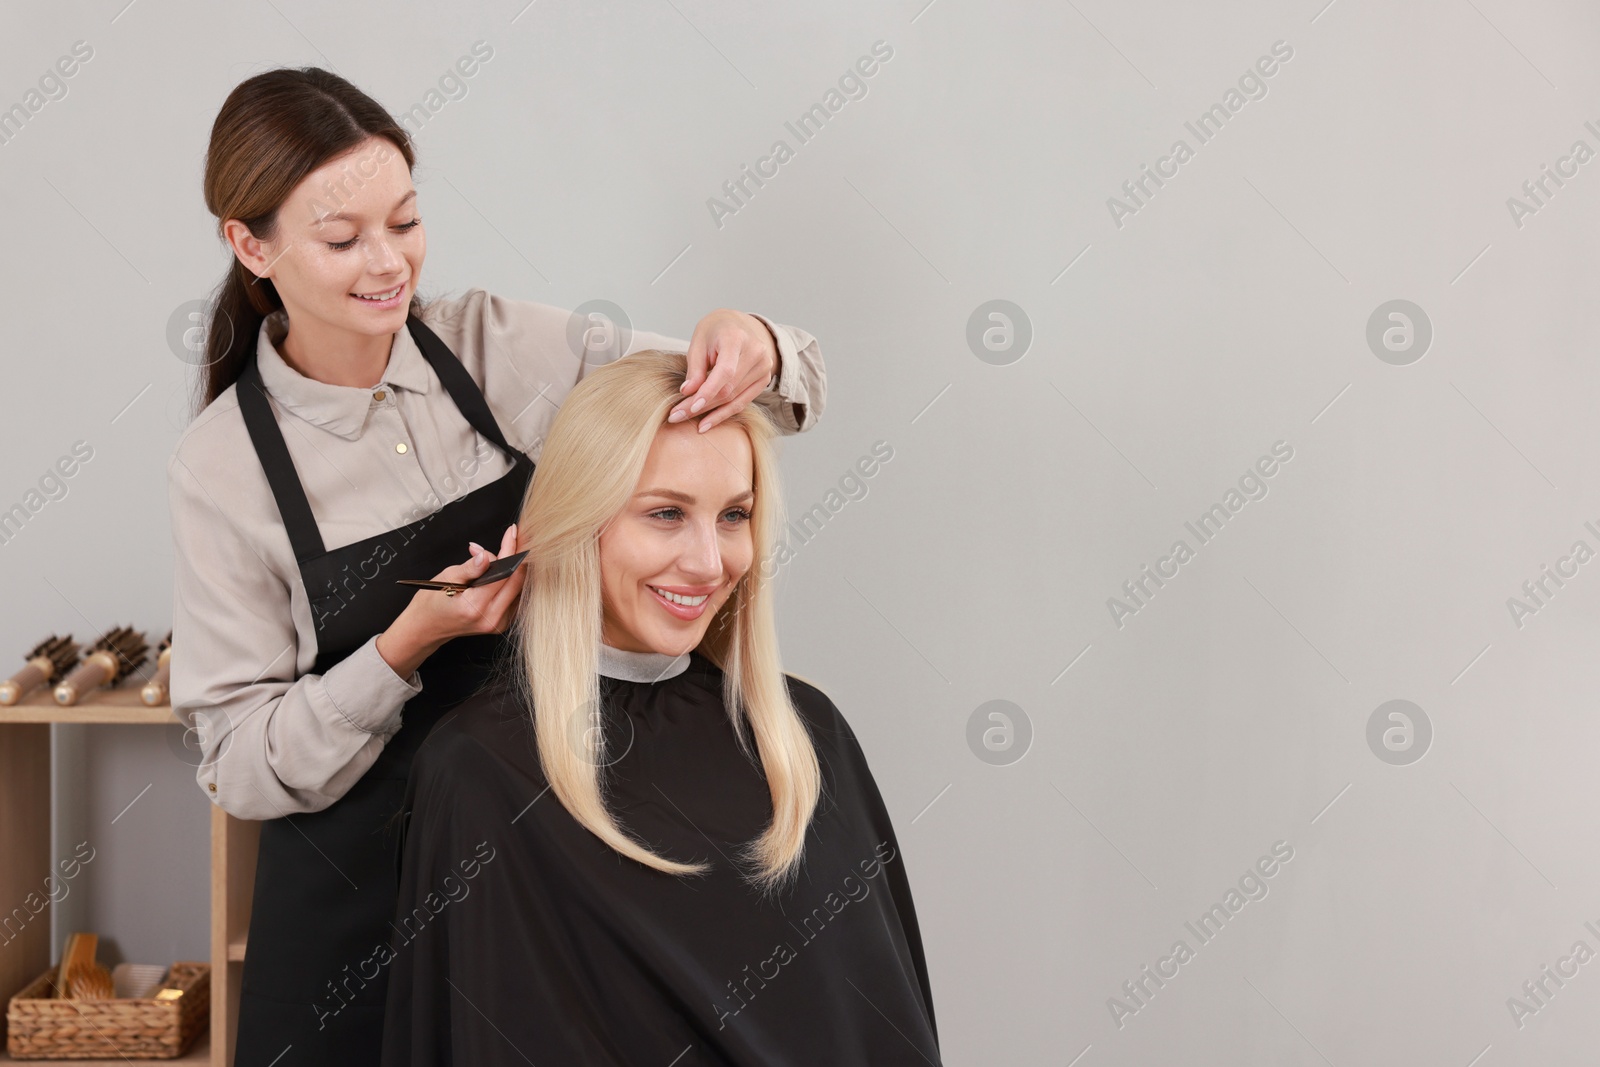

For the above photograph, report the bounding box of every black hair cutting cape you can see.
[379,651,940,1066]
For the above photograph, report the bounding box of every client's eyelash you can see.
[649,506,752,523]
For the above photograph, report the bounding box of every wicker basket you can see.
[5,961,209,1060]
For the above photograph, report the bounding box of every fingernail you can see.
[469,541,485,557]
[667,409,686,423]
[689,398,706,414]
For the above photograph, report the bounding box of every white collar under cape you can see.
[597,641,691,683]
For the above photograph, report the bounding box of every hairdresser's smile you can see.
[352,281,408,308]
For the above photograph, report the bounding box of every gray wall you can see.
[2,0,1596,1062]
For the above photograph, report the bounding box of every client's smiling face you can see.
[598,418,756,656]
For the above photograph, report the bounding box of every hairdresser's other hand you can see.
[671,309,778,432]
[376,523,525,678]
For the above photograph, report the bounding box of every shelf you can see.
[0,1024,210,1064]
[1,693,229,1062]
[0,686,177,725]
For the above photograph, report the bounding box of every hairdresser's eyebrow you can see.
[636,488,754,505]
[314,189,417,225]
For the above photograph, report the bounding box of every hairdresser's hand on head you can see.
[375,523,526,679]
[670,309,779,432]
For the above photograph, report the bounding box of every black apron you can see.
[231,317,534,1066]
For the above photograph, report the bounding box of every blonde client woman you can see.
[380,349,940,1065]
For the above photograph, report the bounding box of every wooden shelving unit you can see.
[0,683,256,1067]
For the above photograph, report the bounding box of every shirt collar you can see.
[597,641,691,683]
[253,310,435,440]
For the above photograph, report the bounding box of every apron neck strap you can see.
[237,356,326,563]
[404,316,525,468]
[235,315,530,565]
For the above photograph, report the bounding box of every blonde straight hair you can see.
[508,349,821,892]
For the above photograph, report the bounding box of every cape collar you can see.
[598,642,691,683]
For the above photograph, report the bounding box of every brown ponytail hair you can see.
[196,67,419,414]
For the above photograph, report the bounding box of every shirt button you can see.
[396,442,409,454]
[373,389,387,402]
[207,783,217,792]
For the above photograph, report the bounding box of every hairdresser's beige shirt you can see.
[167,289,824,820]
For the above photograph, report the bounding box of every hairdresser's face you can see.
[247,136,424,346]
[598,419,755,657]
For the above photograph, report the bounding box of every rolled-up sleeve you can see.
[608,311,826,434]
[168,451,422,821]
[466,291,827,437]
[746,312,825,434]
